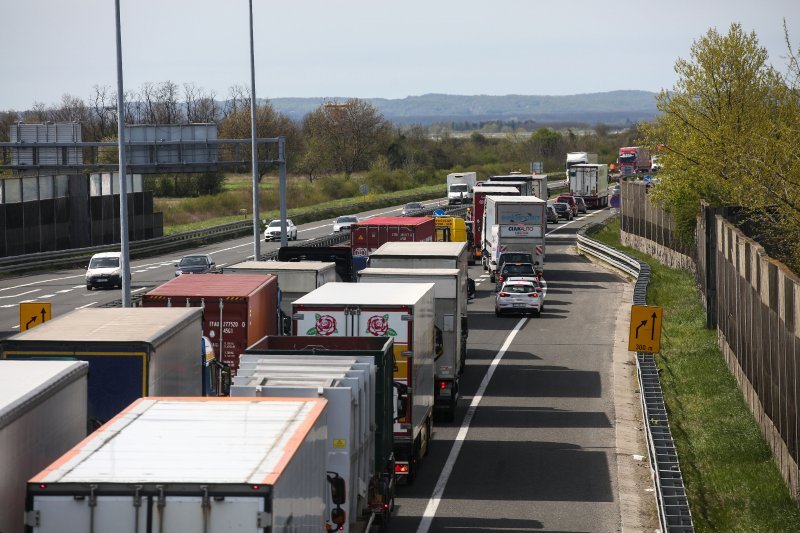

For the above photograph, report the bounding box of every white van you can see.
[85,251,124,290]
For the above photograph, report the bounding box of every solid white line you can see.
[546,208,607,236]
[415,317,527,533]
[131,287,148,294]
[75,302,97,310]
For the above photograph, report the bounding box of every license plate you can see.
[513,303,526,308]
[96,279,107,283]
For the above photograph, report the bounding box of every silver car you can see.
[495,280,544,317]
[401,202,424,215]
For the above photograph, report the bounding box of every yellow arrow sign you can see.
[628,305,663,353]
[20,302,52,332]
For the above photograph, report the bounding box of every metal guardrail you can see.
[577,224,694,533]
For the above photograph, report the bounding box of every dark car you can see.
[495,262,537,291]
[175,254,215,276]
[497,251,535,274]
[546,204,559,224]
[552,202,573,220]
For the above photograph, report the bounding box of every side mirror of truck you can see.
[393,381,408,421]
[467,278,476,300]
[326,472,346,505]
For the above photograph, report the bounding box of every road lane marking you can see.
[75,302,97,310]
[132,287,148,293]
[0,289,40,299]
[416,316,527,533]
[546,208,607,235]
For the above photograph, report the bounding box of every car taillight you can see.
[529,293,539,297]
[498,276,504,283]
[499,292,510,297]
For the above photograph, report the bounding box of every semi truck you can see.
[569,163,610,208]
[1,308,205,427]
[482,195,548,277]
[141,273,279,374]
[471,184,520,263]
[486,172,548,200]
[243,336,397,529]
[0,361,88,533]
[618,146,651,176]
[292,282,435,483]
[565,152,598,177]
[446,171,477,205]
[278,245,355,282]
[358,267,465,422]
[232,356,373,533]
[350,216,435,261]
[26,397,332,533]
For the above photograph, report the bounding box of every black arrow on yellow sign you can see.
[635,319,647,338]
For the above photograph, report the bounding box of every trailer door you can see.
[159,496,264,532]
[32,496,146,533]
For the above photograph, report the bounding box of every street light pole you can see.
[114,0,131,307]
[248,0,261,260]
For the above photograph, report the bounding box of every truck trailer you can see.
[565,152,598,177]
[141,273,279,374]
[569,163,610,208]
[292,282,435,483]
[446,171,477,205]
[618,146,650,176]
[1,308,205,427]
[486,172,548,200]
[26,397,330,533]
[350,216,435,260]
[358,267,465,422]
[482,195,548,276]
[0,361,88,533]
[471,184,520,263]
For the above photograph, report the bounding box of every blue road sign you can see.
[433,209,446,217]
[610,195,621,208]
[644,175,652,183]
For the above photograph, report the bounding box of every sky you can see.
[2,0,799,110]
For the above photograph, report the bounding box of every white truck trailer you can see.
[565,152,598,177]
[485,173,548,200]
[232,355,374,533]
[482,195,548,275]
[568,163,610,208]
[358,267,465,422]
[292,282,435,483]
[446,171,477,205]
[0,361,88,533]
[26,397,331,533]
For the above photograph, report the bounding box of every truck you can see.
[358,267,465,422]
[471,184,520,263]
[486,172,548,199]
[1,308,205,427]
[434,216,467,244]
[232,355,374,533]
[446,171,477,205]
[141,273,279,374]
[618,146,651,176]
[565,152,598,177]
[0,361,88,533]
[350,216,435,261]
[26,397,333,533]
[569,163,610,208]
[292,282,435,483]
[482,195,548,279]
[243,336,396,529]
[223,260,339,331]
[278,245,355,282]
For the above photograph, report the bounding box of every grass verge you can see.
[593,217,800,532]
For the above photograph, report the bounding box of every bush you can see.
[365,169,415,193]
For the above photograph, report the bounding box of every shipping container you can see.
[483,195,548,274]
[26,397,329,533]
[141,273,279,373]
[350,216,435,259]
[0,361,88,533]
[471,185,520,262]
[486,173,548,200]
[568,163,610,208]
[292,282,435,483]
[1,308,204,426]
[277,246,355,282]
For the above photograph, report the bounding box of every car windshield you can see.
[337,216,357,223]
[619,153,637,162]
[554,203,567,210]
[503,284,534,293]
[450,184,468,192]
[500,254,531,265]
[89,257,119,269]
[503,264,534,275]
[268,220,282,227]
[180,256,207,266]
[405,203,422,210]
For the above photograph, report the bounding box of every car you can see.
[333,215,359,233]
[495,262,537,291]
[546,204,559,224]
[497,252,535,276]
[264,219,298,241]
[651,154,662,172]
[175,254,215,276]
[401,202,424,215]
[574,196,588,214]
[610,184,621,197]
[495,280,544,317]
[556,194,578,216]
[85,251,124,290]
[552,202,573,221]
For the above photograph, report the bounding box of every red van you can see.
[556,194,578,216]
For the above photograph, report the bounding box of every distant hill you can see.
[266,91,659,125]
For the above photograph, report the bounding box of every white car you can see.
[333,215,359,233]
[495,280,544,317]
[85,251,125,290]
[264,219,298,241]
[401,202,424,215]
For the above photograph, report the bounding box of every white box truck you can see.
[482,195,548,275]
[565,152,598,177]
[569,163,610,208]
[292,282,435,483]
[232,355,374,533]
[26,397,331,533]
[486,173,548,200]
[358,267,465,422]
[0,361,88,533]
[446,171,477,205]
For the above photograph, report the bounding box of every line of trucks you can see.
[0,238,472,533]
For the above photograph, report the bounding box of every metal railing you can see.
[577,223,694,533]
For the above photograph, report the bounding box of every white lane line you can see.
[131,287,148,294]
[415,316,527,533]
[56,289,73,294]
[300,223,333,232]
[72,285,85,289]
[75,302,97,310]
[0,289,41,299]
[37,294,56,299]
[546,208,607,236]
[11,325,19,329]
[1,304,14,309]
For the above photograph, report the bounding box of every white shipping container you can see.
[27,397,328,533]
[0,361,88,533]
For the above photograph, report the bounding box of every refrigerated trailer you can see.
[0,361,88,533]
[471,184,520,263]
[568,163,609,208]
[482,195,548,273]
[26,397,330,533]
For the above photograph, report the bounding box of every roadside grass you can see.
[593,217,800,532]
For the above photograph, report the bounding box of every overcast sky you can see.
[2,0,798,110]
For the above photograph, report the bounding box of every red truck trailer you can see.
[618,146,651,177]
[471,184,520,263]
[350,216,435,259]
[141,273,279,374]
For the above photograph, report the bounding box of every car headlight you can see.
[175,270,182,276]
